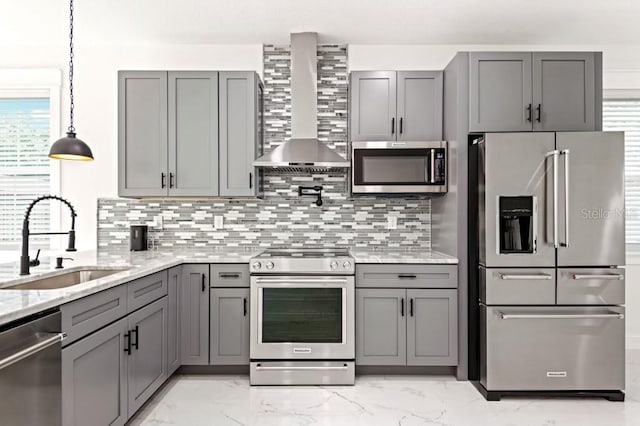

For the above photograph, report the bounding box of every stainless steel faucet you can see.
[20,195,77,275]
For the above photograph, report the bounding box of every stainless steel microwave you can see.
[351,141,447,194]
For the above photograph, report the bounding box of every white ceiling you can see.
[1,0,639,46]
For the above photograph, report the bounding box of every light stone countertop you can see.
[0,247,457,327]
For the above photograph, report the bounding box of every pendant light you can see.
[49,0,94,161]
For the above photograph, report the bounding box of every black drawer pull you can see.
[219,273,241,279]
[410,299,414,317]
[243,298,248,317]
[398,274,417,279]
[131,325,139,350]
[124,331,131,355]
[400,298,405,317]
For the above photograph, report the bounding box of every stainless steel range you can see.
[249,248,355,385]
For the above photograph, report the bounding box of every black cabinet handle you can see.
[219,273,241,279]
[391,117,395,134]
[400,298,405,317]
[398,274,417,279]
[243,298,248,317]
[161,173,166,189]
[169,173,175,188]
[526,104,532,122]
[249,172,253,189]
[202,273,206,292]
[131,325,139,350]
[124,331,131,355]
[536,104,542,122]
[410,299,414,317]
[399,117,403,134]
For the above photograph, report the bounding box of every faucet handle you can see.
[29,249,41,267]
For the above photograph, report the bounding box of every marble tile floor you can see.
[129,351,640,426]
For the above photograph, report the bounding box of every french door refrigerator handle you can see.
[572,274,624,280]
[546,150,560,248]
[499,273,553,280]
[561,149,570,247]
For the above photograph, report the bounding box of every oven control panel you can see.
[250,257,355,275]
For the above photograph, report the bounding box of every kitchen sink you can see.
[2,268,129,290]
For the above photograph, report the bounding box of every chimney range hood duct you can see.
[253,32,350,172]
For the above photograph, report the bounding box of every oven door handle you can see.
[253,278,349,285]
[254,364,350,371]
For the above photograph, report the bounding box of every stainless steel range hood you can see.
[253,32,350,172]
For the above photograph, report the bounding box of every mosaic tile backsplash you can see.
[97,45,431,251]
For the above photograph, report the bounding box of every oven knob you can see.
[265,261,274,270]
[252,261,262,270]
[330,261,338,270]
[343,261,352,269]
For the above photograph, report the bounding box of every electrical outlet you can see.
[156,215,164,230]
[214,216,224,229]
[387,216,398,230]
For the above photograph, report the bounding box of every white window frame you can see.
[0,69,62,255]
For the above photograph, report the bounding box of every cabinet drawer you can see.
[128,270,168,313]
[356,264,457,288]
[557,268,625,305]
[480,267,556,305]
[61,285,128,346]
[210,264,250,287]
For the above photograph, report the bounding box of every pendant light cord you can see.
[68,0,75,133]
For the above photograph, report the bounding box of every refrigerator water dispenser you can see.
[498,196,536,254]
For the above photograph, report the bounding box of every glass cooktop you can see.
[255,248,351,258]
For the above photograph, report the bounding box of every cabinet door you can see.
[127,297,167,418]
[181,265,209,365]
[356,288,406,365]
[406,289,457,366]
[350,71,397,141]
[62,318,128,426]
[397,71,443,140]
[210,288,250,365]
[469,52,533,132]
[118,71,168,197]
[532,52,596,131]
[219,72,259,196]
[167,266,181,375]
[167,71,219,196]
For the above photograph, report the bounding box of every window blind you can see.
[603,99,640,250]
[0,98,51,250]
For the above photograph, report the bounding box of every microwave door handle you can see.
[430,149,435,183]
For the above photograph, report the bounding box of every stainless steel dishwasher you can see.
[0,310,65,426]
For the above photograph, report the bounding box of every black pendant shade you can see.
[49,132,94,161]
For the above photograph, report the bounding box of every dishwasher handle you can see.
[0,332,65,371]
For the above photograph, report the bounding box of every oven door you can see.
[250,276,355,360]
[351,141,446,194]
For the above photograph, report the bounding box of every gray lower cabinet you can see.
[210,288,250,365]
[356,288,406,366]
[168,71,219,196]
[356,288,458,367]
[62,317,128,426]
[181,265,210,365]
[468,51,601,132]
[127,297,168,417]
[118,71,169,197]
[406,289,458,366]
[219,72,262,196]
[167,266,181,375]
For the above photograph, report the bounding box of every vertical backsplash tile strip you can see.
[97,45,431,251]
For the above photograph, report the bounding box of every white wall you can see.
[0,43,263,251]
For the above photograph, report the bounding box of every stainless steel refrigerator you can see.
[471,131,625,400]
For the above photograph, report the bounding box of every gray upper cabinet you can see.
[118,71,168,197]
[532,52,597,131]
[210,288,250,365]
[167,266,181,376]
[397,71,443,140]
[469,52,533,132]
[168,72,219,196]
[356,288,406,365]
[406,289,458,366]
[219,72,262,196]
[62,317,128,426]
[350,71,397,141]
[468,51,601,132]
[181,265,210,365]
[127,297,168,417]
